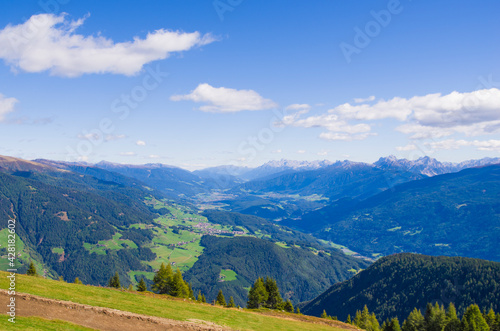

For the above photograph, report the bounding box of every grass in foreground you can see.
[0,272,348,331]
[0,315,96,330]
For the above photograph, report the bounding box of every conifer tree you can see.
[188,283,194,299]
[228,296,235,308]
[216,290,226,306]
[170,268,189,298]
[264,277,283,309]
[425,302,446,331]
[27,261,37,276]
[152,263,173,294]
[443,303,461,331]
[283,300,294,313]
[402,308,425,331]
[201,294,207,303]
[321,310,328,318]
[74,277,83,284]
[247,277,268,309]
[137,278,147,292]
[485,309,496,329]
[58,276,64,282]
[461,304,489,331]
[296,307,301,315]
[109,272,120,288]
[346,314,352,324]
[197,290,203,302]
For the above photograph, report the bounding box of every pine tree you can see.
[321,310,328,318]
[402,308,425,331]
[109,272,120,288]
[74,277,83,284]
[152,263,173,294]
[188,283,194,299]
[197,290,203,302]
[228,296,235,308]
[264,277,283,309]
[485,309,496,329]
[296,307,301,315]
[58,276,64,282]
[461,304,490,331]
[170,268,189,298]
[201,294,207,303]
[216,290,226,306]
[444,303,461,331]
[137,278,147,292]
[27,262,37,276]
[387,318,401,331]
[283,300,294,313]
[347,314,352,324]
[247,277,268,309]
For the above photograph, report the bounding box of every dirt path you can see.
[0,290,230,331]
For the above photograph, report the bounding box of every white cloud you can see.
[148,154,160,159]
[120,152,136,156]
[0,94,18,121]
[296,150,306,154]
[285,104,311,111]
[283,88,500,142]
[395,144,418,151]
[105,134,126,141]
[136,140,146,146]
[353,95,375,103]
[425,139,500,152]
[0,13,216,77]
[171,83,278,113]
[317,151,328,156]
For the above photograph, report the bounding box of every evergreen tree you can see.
[354,306,380,331]
[27,262,37,276]
[137,278,147,292]
[402,308,425,331]
[188,283,194,300]
[228,296,235,308]
[387,318,401,331]
[461,304,490,331]
[283,300,294,313]
[444,303,461,331]
[201,294,207,303]
[108,272,120,288]
[296,307,301,315]
[152,263,173,294]
[74,277,82,284]
[321,310,328,318]
[128,284,133,291]
[247,277,268,309]
[170,268,189,298]
[346,314,352,324]
[264,277,283,309]
[485,309,496,329]
[216,290,226,306]
[58,276,64,282]
[197,290,203,302]
[425,302,446,331]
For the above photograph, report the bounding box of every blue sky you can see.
[0,0,499,169]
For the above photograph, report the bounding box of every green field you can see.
[83,233,137,255]
[219,269,238,282]
[0,272,347,331]
[0,316,96,330]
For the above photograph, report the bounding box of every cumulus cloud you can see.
[171,83,278,112]
[283,88,500,142]
[136,140,146,146]
[353,95,375,103]
[0,13,216,77]
[425,139,500,152]
[0,94,17,121]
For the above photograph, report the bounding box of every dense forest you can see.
[184,235,369,307]
[302,253,500,322]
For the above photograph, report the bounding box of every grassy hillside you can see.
[0,271,352,331]
[301,253,500,322]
